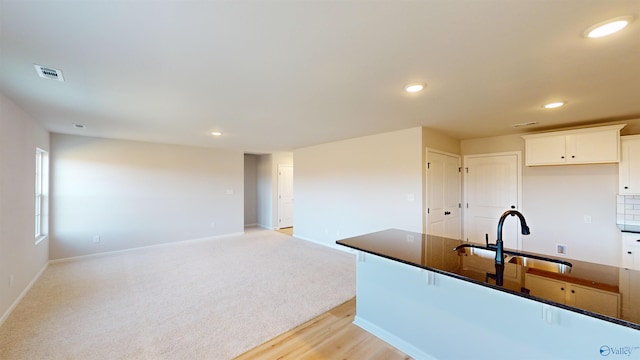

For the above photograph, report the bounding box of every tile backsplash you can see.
[617,195,640,226]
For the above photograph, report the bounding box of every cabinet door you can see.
[525,135,566,166]
[622,233,640,270]
[622,246,636,269]
[524,273,566,303]
[568,284,620,318]
[620,137,640,194]
[567,129,619,164]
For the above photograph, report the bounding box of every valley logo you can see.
[600,345,640,357]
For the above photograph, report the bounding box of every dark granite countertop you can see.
[337,229,640,330]
[619,224,640,234]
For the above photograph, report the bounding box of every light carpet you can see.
[0,229,356,359]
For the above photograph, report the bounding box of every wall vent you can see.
[34,65,64,82]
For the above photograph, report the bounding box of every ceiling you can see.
[1,1,639,153]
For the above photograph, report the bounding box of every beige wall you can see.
[294,127,424,248]
[461,120,640,266]
[49,134,244,259]
[423,127,461,155]
[0,93,50,325]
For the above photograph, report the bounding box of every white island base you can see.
[354,252,640,360]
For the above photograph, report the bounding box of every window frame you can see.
[35,147,48,244]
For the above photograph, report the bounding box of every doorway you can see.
[277,164,294,229]
[426,149,461,239]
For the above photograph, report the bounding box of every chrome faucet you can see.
[494,210,530,265]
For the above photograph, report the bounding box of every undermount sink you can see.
[454,243,572,274]
[506,255,572,274]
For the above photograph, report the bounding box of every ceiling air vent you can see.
[34,64,64,82]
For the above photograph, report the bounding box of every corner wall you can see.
[0,93,50,325]
[49,134,244,259]
[294,127,424,248]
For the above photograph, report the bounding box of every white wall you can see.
[257,154,272,229]
[461,120,640,266]
[244,154,258,226]
[0,93,50,325]
[294,127,424,247]
[50,134,244,259]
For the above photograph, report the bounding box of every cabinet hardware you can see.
[571,290,575,294]
[560,287,564,291]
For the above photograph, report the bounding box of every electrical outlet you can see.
[584,215,592,224]
[556,244,567,255]
[9,274,14,287]
[211,222,216,228]
[93,235,101,243]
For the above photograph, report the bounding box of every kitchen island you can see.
[337,229,640,360]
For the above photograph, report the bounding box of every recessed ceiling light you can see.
[543,102,566,109]
[584,16,634,38]
[211,131,222,136]
[404,83,425,93]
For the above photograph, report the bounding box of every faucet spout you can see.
[495,210,531,265]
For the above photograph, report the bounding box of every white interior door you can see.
[278,164,294,228]
[426,150,461,239]
[464,152,521,249]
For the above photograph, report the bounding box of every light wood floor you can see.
[234,297,412,360]
[276,227,293,236]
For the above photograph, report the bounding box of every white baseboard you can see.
[292,234,355,254]
[50,231,245,264]
[0,261,49,328]
[353,316,436,360]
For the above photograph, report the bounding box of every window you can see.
[35,148,49,243]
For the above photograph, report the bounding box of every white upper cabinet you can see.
[522,124,626,166]
[620,135,640,195]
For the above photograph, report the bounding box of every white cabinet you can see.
[619,135,640,195]
[522,124,625,166]
[622,232,640,270]
[525,272,620,317]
